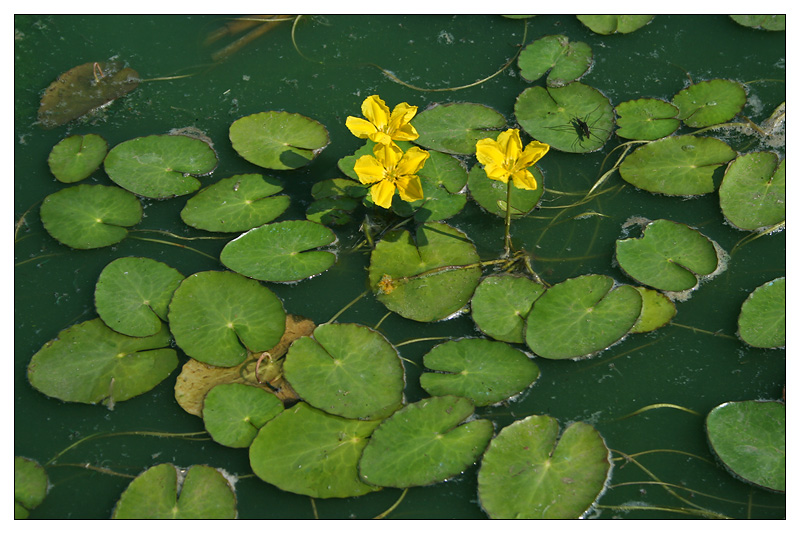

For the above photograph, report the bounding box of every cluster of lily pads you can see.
[17,14,784,519]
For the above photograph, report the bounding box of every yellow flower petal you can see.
[373,142,403,169]
[387,102,420,141]
[345,116,378,139]
[353,155,385,185]
[475,138,505,168]
[396,146,430,175]
[361,95,390,129]
[484,164,510,182]
[370,179,396,208]
[510,169,538,190]
[395,174,424,203]
[517,141,550,169]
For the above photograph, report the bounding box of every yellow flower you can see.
[353,143,429,209]
[346,95,420,145]
[475,129,550,190]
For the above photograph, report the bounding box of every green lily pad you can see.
[719,152,785,231]
[515,82,614,153]
[576,14,654,34]
[468,164,544,218]
[614,98,680,140]
[630,287,677,333]
[411,102,505,155]
[27,319,176,407]
[95,257,184,337]
[47,134,108,183]
[306,196,361,226]
[368,222,481,322]
[730,15,785,31]
[229,111,329,170]
[525,275,642,360]
[518,35,592,86]
[112,464,237,519]
[738,277,785,348]
[477,415,611,518]
[672,79,747,128]
[312,178,368,200]
[167,271,286,367]
[283,323,404,420]
[358,396,494,488]
[420,338,540,406]
[38,60,140,129]
[104,134,218,199]
[706,400,785,492]
[471,274,546,343]
[40,184,142,249]
[615,219,720,292]
[180,174,290,232]
[220,220,337,283]
[618,135,736,195]
[249,402,381,498]
[392,149,468,222]
[202,383,285,448]
[15,457,48,519]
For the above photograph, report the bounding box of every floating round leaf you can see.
[525,275,642,360]
[306,196,360,226]
[27,319,176,407]
[518,35,592,86]
[368,222,481,322]
[311,178,367,200]
[478,414,611,518]
[112,464,237,519]
[471,274,545,343]
[515,82,613,153]
[95,257,184,337]
[719,152,785,231]
[630,287,676,334]
[221,220,337,283]
[47,134,108,183]
[738,277,785,348]
[392,149,468,222]
[37,60,140,129]
[614,98,680,140]
[168,271,286,367]
[615,219,719,292]
[410,102,505,155]
[181,174,290,232]
[706,400,785,492]
[203,383,285,448]
[283,323,404,420]
[229,111,329,170]
[672,79,746,128]
[15,457,48,519]
[468,164,544,219]
[39,184,142,249]
[618,135,736,195]
[104,134,218,199]
[420,338,540,406]
[249,402,381,499]
[730,15,785,31]
[358,396,493,488]
[576,14,653,34]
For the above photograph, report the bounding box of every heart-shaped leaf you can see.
[719,152,785,231]
[112,464,236,519]
[471,274,546,343]
[283,323,404,420]
[525,275,642,359]
[202,383,284,448]
[220,220,337,282]
[630,286,677,333]
[411,102,505,155]
[40,184,142,249]
[518,35,592,86]
[168,271,286,367]
[468,164,544,218]
[358,396,493,488]
[27,319,176,406]
[249,402,381,498]
[478,414,611,518]
[181,174,290,232]
[576,15,653,34]
[15,457,48,519]
[420,338,540,406]
[706,400,785,492]
[738,277,785,348]
[614,98,680,140]
[104,134,218,199]
[672,79,747,128]
[47,134,108,183]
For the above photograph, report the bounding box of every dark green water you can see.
[14,15,785,519]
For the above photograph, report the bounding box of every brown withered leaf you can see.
[38,60,140,129]
[174,314,316,416]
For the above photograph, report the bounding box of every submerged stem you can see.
[374,488,410,519]
[503,180,513,257]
